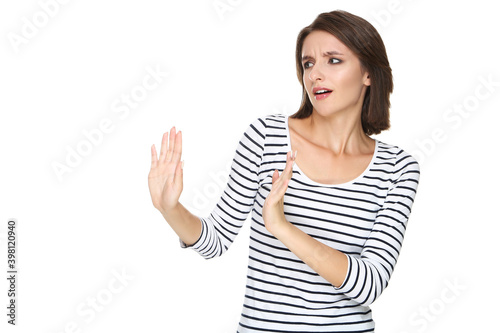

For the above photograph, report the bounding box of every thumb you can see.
[272,169,280,184]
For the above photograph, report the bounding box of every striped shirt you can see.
[183,114,420,332]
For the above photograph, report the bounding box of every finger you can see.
[165,127,177,162]
[172,130,182,164]
[271,152,295,194]
[271,169,289,198]
[150,144,158,168]
[282,151,295,180]
[270,153,290,189]
[159,131,169,162]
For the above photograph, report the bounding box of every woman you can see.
[148,10,420,332]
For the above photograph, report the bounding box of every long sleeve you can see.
[182,118,267,259]
[334,151,420,306]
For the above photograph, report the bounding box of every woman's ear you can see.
[364,73,371,87]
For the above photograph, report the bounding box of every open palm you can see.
[148,127,183,214]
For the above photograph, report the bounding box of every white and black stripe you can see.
[184,114,420,332]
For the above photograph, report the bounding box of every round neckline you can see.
[284,116,379,187]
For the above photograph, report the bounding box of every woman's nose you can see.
[308,66,324,81]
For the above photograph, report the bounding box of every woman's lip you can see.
[314,91,332,100]
[313,87,331,94]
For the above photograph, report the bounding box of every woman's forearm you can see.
[160,203,202,247]
[271,221,348,288]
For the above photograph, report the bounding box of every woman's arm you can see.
[264,150,420,305]
[149,118,268,255]
[263,151,348,287]
[148,127,202,246]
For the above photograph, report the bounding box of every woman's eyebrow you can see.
[301,55,314,62]
[324,50,344,56]
[302,50,344,62]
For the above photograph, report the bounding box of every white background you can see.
[1,0,499,332]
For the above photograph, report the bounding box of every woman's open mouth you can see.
[313,87,333,100]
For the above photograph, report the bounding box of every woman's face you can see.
[301,30,370,119]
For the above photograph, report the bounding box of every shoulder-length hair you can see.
[292,10,393,136]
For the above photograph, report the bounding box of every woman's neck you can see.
[303,110,374,156]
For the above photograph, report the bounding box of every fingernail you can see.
[294,150,297,160]
[181,161,184,169]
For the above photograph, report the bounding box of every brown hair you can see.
[292,10,393,135]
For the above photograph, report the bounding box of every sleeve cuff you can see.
[179,218,206,249]
[334,254,353,291]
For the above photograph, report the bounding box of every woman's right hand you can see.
[148,127,183,215]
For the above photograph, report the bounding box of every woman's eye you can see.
[329,58,341,64]
[303,61,313,69]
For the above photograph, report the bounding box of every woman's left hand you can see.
[263,151,296,235]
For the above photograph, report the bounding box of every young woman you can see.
[148,10,420,332]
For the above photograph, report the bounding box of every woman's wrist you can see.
[267,216,293,240]
[160,202,202,245]
[159,202,181,221]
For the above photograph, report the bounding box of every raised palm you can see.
[148,127,183,214]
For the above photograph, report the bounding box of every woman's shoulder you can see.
[245,114,288,136]
[375,140,420,180]
[253,114,287,127]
